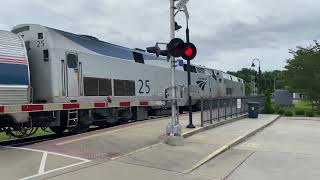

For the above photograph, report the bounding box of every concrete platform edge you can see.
[182,114,248,139]
[183,115,281,174]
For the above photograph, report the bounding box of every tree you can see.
[264,91,272,114]
[228,68,286,95]
[285,41,320,109]
[227,68,256,95]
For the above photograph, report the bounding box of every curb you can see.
[183,115,281,174]
[182,114,248,138]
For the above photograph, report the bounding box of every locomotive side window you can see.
[133,52,144,64]
[67,53,78,68]
[38,33,43,39]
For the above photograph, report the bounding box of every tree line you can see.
[227,41,320,109]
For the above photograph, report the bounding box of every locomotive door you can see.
[66,53,79,97]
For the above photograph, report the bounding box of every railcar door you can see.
[65,52,79,97]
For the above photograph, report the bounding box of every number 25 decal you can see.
[139,79,150,94]
[36,40,44,47]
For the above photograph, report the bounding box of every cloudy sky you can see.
[1,0,319,72]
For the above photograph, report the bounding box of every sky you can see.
[1,0,319,72]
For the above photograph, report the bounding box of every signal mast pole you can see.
[165,0,183,146]
[170,0,176,133]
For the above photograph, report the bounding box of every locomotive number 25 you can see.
[36,40,44,47]
[138,79,150,94]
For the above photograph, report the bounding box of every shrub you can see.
[278,109,285,115]
[264,92,272,114]
[295,109,305,116]
[306,111,315,117]
[316,111,320,115]
[284,111,293,116]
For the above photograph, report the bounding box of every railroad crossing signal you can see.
[146,38,197,61]
[167,38,197,61]
[181,42,197,61]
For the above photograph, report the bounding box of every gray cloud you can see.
[1,0,319,72]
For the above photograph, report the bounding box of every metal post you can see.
[218,99,220,122]
[186,21,195,129]
[225,100,227,120]
[165,0,183,146]
[209,98,213,124]
[236,99,238,116]
[230,99,233,118]
[200,98,204,127]
[170,0,176,136]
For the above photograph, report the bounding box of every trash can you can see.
[247,102,259,118]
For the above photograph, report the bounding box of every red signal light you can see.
[182,43,197,61]
[184,47,193,57]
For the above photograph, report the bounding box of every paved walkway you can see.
[193,116,320,180]
[32,114,279,180]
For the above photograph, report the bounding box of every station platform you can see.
[0,113,280,180]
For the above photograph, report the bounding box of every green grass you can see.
[0,128,53,141]
[273,100,319,117]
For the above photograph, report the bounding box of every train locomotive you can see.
[0,24,245,137]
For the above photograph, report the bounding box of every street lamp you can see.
[251,58,261,74]
[251,58,261,94]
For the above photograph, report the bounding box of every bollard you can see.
[200,98,204,127]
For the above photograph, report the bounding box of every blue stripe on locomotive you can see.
[0,63,29,85]
[51,28,157,60]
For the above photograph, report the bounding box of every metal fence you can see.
[200,96,264,127]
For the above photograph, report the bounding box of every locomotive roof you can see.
[49,27,163,61]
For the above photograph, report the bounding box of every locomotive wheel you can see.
[50,126,66,135]
[71,122,90,134]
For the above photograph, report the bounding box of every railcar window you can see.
[66,53,78,68]
[133,52,144,64]
[226,88,233,95]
